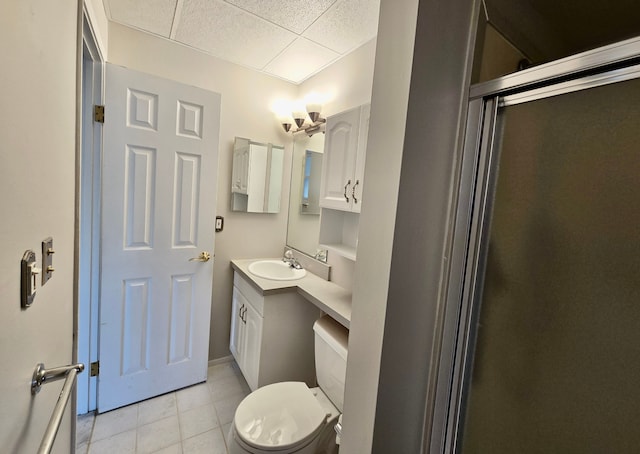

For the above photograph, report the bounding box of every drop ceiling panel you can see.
[303,0,380,54]
[225,0,338,34]
[264,38,340,83]
[106,0,177,37]
[175,0,297,69]
[102,0,380,83]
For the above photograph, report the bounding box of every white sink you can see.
[248,260,306,281]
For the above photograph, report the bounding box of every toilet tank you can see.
[313,315,349,412]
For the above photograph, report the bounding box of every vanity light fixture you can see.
[277,98,326,137]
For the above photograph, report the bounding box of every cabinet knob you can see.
[343,180,351,203]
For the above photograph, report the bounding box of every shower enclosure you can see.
[438,38,640,453]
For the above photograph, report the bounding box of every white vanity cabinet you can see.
[319,104,370,213]
[229,272,320,391]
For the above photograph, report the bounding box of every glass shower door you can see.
[458,72,640,453]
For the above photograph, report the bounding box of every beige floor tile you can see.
[137,415,181,454]
[207,362,238,383]
[76,412,95,446]
[88,429,136,454]
[92,405,138,442]
[213,391,247,425]
[176,382,212,412]
[77,361,248,453]
[138,392,178,426]
[208,375,245,402]
[182,428,227,454]
[179,402,220,440]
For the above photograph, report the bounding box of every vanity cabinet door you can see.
[229,281,263,391]
[229,286,245,362]
[241,300,263,391]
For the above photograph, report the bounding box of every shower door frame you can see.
[432,36,640,453]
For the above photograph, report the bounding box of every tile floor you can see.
[76,360,250,454]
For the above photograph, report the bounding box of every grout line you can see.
[176,394,184,443]
[133,404,139,453]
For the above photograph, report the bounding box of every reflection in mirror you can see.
[231,137,284,213]
[301,150,322,215]
[287,133,325,258]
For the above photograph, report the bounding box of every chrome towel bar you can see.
[32,362,84,454]
[31,362,84,395]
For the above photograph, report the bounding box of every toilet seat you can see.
[234,382,328,452]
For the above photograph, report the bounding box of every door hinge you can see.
[94,105,105,123]
[90,361,100,377]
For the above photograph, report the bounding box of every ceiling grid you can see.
[105,0,380,83]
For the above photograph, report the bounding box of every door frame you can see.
[77,6,104,414]
[430,36,640,452]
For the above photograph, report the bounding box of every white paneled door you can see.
[99,64,220,412]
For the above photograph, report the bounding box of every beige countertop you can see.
[230,258,352,328]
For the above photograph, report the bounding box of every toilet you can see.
[228,315,348,454]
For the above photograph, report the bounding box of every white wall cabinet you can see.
[319,104,370,213]
[229,272,321,391]
[318,104,370,260]
[231,140,250,195]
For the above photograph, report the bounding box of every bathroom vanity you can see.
[230,259,351,391]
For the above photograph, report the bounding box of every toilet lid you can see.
[234,382,327,451]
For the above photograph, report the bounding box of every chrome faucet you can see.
[283,249,303,269]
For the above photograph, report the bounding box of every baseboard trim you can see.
[209,355,233,367]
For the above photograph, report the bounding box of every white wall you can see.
[300,39,377,118]
[0,2,78,452]
[107,22,298,359]
[339,0,420,451]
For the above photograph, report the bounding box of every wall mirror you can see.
[231,137,284,213]
[286,133,325,258]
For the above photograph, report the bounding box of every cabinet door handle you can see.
[241,307,247,324]
[343,179,351,202]
[352,179,359,204]
[239,304,244,321]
